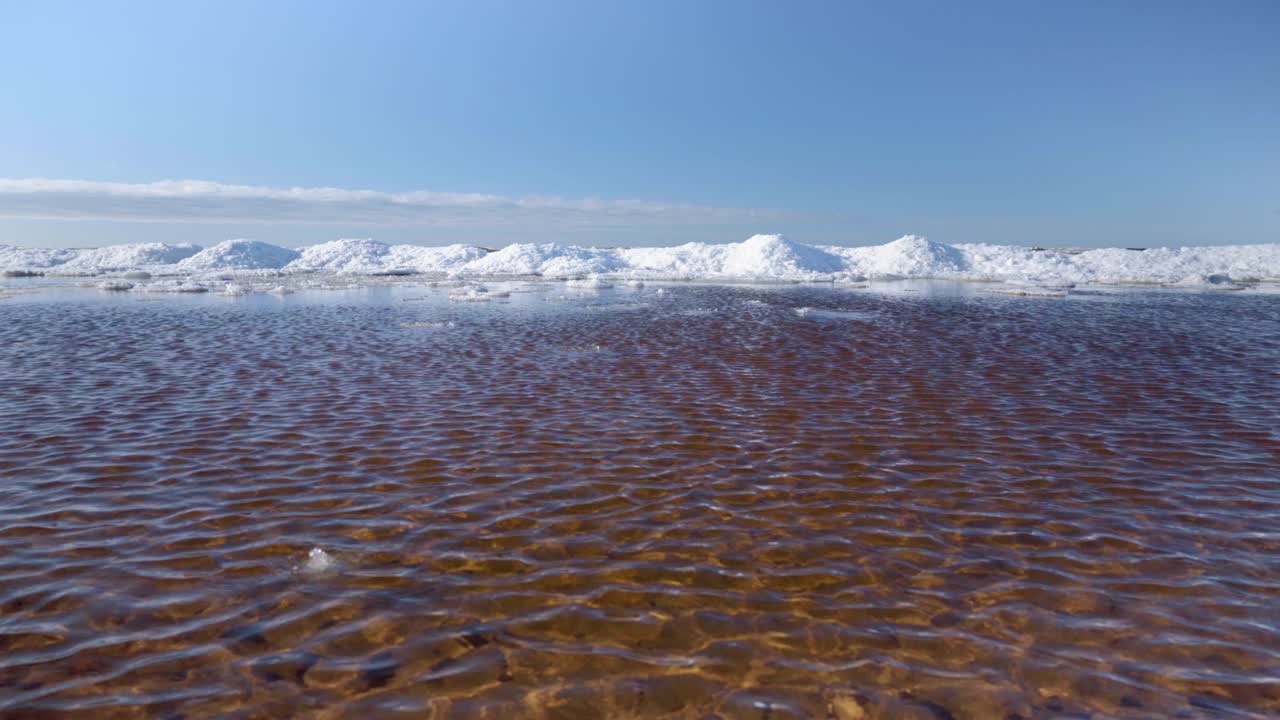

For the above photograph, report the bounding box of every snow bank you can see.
[837,235,966,279]
[459,242,624,277]
[3,235,1277,287]
[283,238,489,275]
[958,242,1280,286]
[286,238,394,274]
[390,243,488,274]
[57,242,202,274]
[0,244,78,273]
[721,234,845,279]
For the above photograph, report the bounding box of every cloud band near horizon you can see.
[0,178,790,227]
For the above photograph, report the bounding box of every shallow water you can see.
[1,283,1278,719]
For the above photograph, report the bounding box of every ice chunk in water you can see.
[449,284,509,302]
[983,286,1069,298]
[566,277,613,289]
[302,547,335,575]
[1170,273,1247,291]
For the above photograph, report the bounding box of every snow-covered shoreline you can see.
[3,234,1278,289]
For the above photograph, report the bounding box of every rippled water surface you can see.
[2,283,1279,719]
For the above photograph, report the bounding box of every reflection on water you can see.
[1,284,1278,718]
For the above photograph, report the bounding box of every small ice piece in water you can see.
[400,320,456,329]
[565,277,613,289]
[1170,273,1245,291]
[449,284,494,302]
[795,307,879,319]
[302,547,335,575]
[983,285,1068,297]
[222,283,249,296]
[97,280,135,292]
[268,285,293,295]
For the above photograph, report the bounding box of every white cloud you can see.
[0,178,783,227]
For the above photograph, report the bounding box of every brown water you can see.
[1,283,1278,719]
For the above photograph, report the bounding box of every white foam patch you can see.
[3,235,1277,288]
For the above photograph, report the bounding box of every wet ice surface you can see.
[1,282,1279,718]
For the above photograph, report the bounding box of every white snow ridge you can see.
[2,235,1277,287]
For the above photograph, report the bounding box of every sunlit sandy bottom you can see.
[1,282,1277,719]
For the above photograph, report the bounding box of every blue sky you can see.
[1,0,1276,248]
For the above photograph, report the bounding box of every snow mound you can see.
[840,235,968,279]
[59,242,202,273]
[459,243,622,277]
[285,239,489,275]
[721,234,844,279]
[619,242,730,279]
[177,239,299,271]
[389,243,488,274]
[287,238,393,273]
